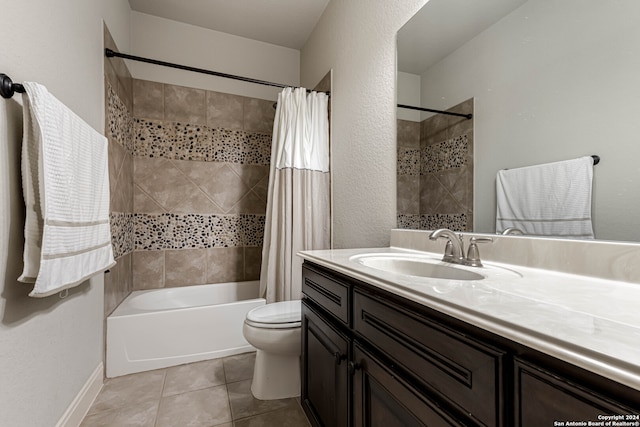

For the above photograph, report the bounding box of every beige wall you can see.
[0,2,131,426]
[300,0,429,248]
[130,11,300,102]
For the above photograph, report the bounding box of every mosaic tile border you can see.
[134,118,272,165]
[107,81,134,155]
[396,213,469,232]
[397,148,420,176]
[134,213,265,251]
[421,213,468,232]
[110,212,135,259]
[421,135,469,174]
[397,214,422,229]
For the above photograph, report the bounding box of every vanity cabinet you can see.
[301,301,350,427]
[514,358,637,426]
[300,261,640,427]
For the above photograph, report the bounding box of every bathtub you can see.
[106,280,265,378]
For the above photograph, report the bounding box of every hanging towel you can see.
[19,82,115,297]
[496,156,595,239]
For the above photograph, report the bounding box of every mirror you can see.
[397,0,640,242]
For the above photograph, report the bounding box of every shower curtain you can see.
[259,87,331,303]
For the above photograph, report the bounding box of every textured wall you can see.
[0,1,131,426]
[300,0,429,248]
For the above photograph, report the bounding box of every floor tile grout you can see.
[81,353,308,427]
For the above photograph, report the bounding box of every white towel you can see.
[19,82,115,297]
[496,156,595,239]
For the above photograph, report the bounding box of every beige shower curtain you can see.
[259,87,330,303]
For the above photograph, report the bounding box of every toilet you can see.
[242,300,302,400]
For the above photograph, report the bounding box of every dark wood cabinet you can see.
[301,300,350,427]
[514,358,637,426]
[301,261,640,427]
[353,344,464,427]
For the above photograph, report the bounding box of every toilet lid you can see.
[247,300,301,326]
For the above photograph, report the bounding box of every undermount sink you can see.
[350,253,485,281]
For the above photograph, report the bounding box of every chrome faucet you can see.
[429,229,493,267]
[429,229,465,264]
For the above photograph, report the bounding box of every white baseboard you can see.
[56,363,104,427]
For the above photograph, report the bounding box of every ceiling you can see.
[128,0,330,50]
[398,0,527,75]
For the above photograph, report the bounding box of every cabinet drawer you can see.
[302,264,350,325]
[514,358,638,426]
[354,290,504,427]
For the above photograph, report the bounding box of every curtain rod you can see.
[397,103,472,120]
[105,49,328,95]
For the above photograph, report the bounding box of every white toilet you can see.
[242,300,302,400]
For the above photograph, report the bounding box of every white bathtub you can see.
[106,281,265,378]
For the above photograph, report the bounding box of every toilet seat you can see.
[245,300,301,329]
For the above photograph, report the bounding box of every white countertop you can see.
[298,247,640,392]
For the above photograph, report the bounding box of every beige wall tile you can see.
[108,140,125,209]
[397,175,420,215]
[196,165,251,212]
[207,247,244,283]
[314,71,331,93]
[244,247,262,281]
[134,79,164,120]
[252,176,269,202]
[397,120,420,149]
[227,192,266,215]
[134,185,166,214]
[134,157,168,182]
[206,91,244,130]
[133,251,165,290]
[227,164,269,189]
[170,185,224,214]
[165,249,207,287]
[243,98,275,133]
[164,84,206,125]
[136,162,194,212]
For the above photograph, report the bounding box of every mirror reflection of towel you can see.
[496,156,595,239]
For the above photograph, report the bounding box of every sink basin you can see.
[350,254,484,281]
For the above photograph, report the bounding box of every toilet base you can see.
[250,349,300,400]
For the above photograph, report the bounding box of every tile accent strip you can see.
[421,135,468,174]
[110,212,135,259]
[135,118,271,165]
[107,82,134,155]
[134,213,265,250]
[396,213,468,231]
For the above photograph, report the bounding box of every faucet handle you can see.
[465,237,493,267]
[443,240,454,262]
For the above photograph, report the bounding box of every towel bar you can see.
[0,73,25,99]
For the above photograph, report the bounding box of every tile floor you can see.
[81,352,311,427]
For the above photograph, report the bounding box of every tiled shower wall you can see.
[104,25,134,317]
[397,98,474,231]
[131,79,274,290]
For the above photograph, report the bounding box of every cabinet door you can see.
[301,300,350,427]
[515,358,638,426]
[354,290,504,426]
[353,344,464,427]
